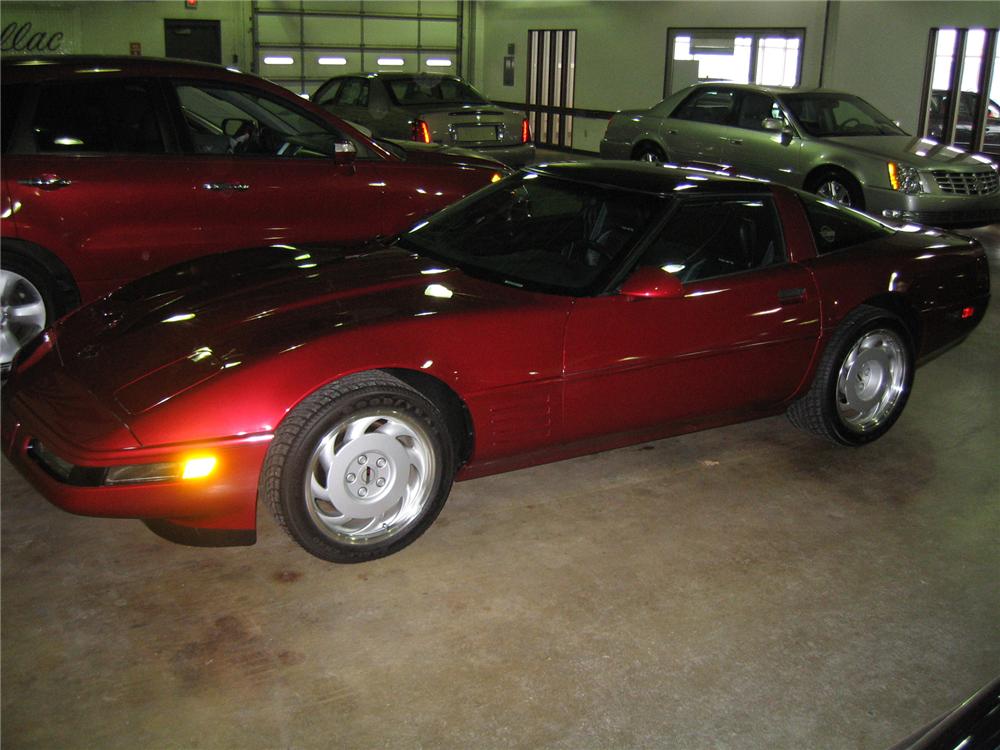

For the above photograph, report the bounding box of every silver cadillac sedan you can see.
[314,72,535,167]
[600,83,1000,226]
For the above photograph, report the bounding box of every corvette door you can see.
[561,194,821,443]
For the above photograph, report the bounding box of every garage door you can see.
[252,1,463,98]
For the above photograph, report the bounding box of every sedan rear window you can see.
[387,77,488,106]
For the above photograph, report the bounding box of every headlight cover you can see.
[888,162,923,194]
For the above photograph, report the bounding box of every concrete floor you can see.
[3,226,998,750]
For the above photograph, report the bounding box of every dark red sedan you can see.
[0,56,505,372]
[2,163,990,563]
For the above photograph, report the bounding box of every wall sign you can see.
[1,21,65,53]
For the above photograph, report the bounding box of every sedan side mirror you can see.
[620,266,684,300]
[762,117,785,131]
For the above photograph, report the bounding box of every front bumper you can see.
[864,184,1000,227]
[2,392,271,544]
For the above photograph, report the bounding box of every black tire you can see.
[805,168,865,210]
[1,253,58,374]
[633,143,667,163]
[260,371,455,563]
[787,305,914,446]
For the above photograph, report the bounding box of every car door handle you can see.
[18,175,72,190]
[201,182,250,192]
[778,287,806,303]
[666,129,678,135]
[728,138,744,146]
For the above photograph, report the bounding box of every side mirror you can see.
[762,117,785,131]
[620,266,684,300]
[333,139,357,164]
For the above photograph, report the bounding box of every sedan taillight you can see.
[412,119,432,144]
[521,117,531,144]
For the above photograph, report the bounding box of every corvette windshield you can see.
[781,93,906,137]
[397,173,667,295]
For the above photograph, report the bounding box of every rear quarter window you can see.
[799,194,894,254]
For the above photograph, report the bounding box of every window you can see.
[798,195,893,254]
[674,88,737,125]
[921,27,1000,154]
[336,79,369,107]
[665,28,803,96]
[399,173,664,296]
[386,76,487,105]
[314,79,343,107]
[174,82,365,158]
[736,92,783,131]
[640,198,784,282]
[527,29,577,148]
[1,83,25,152]
[31,80,165,154]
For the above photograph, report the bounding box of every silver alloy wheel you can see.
[304,408,438,546]
[0,269,48,370]
[817,179,853,206]
[638,150,661,163]
[835,328,907,433]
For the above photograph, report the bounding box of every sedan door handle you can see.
[728,138,744,146]
[665,129,678,136]
[18,175,72,190]
[778,287,806,304]
[201,182,250,192]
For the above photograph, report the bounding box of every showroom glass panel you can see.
[639,197,784,282]
[31,80,165,154]
[798,195,894,255]
[665,29,803,96]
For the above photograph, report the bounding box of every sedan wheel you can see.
[816,178,853,206]
[633,144,666,163]
[1,265,51,374]
[261,372,455,562]
[787,305,913,446]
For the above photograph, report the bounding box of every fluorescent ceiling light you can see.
[318,56,347,66]
[378,57,405,66]
[425,58,452,67]
[264,56,294,65]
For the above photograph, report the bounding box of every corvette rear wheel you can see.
[787,305,913,446]
[261,372,455,563]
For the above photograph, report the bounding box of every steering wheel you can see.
[839,117,861,129]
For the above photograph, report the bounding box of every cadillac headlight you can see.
[888,162,922,194]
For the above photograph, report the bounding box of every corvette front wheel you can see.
[261,372,455,563]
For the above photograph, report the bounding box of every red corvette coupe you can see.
[2,163,990,563]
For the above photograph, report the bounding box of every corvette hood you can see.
[51,243,534,409]
[823,135,998,168]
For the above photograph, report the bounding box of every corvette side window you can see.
[800,195,893,254]
[640,197,785,282]
[31,79,165,154]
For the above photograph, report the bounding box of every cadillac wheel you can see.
[261,372,455,562]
